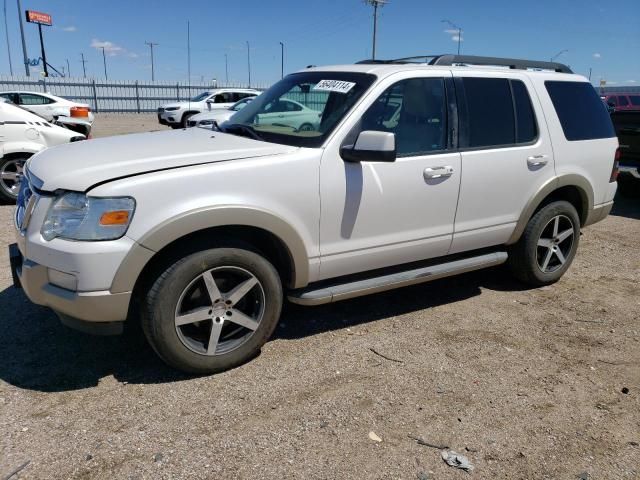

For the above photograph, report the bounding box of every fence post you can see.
[92,79,99,113]
[176,83,180,101]
[41,78,46,92]
[135,80,141,113]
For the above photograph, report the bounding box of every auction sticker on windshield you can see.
[313,80,356,94]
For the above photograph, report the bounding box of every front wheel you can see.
[142,247,283,374]
[508,200,580,286]
[0,156,28,203]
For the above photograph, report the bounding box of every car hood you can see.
[161,101,203,110]
[27,127,297,192]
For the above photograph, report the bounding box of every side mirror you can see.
[340,130,396,163]
[206,99,213,111]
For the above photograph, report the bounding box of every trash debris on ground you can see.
[369,347,403,363]
[369,431,382,442]
[408,434,448,450]
[576,472,590,480]
[441,450,474,472]
[2,460,30,480]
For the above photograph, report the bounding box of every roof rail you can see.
[429,55,573,73]
[356,54,573,73]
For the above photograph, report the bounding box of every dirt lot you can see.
[0,114,638,479]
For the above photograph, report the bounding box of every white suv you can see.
[10,55,618,373]
[158,88,261,128]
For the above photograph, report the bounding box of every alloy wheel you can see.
[0,159,25,198]
[536,214,575,273]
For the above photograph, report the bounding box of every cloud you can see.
[62,26,77,32]
[90,39,124,56]
[593,52,601,59]
[628,80,637,83]
[443,29,463,43]
[127,52,139,59]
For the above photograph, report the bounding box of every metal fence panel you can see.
[0,76,269,113]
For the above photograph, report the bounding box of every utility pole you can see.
[364,0,387,60]
[16,0,29,75]
[100,46,107,79]
[246,40,251,88]
[279,41,284,79]
[66,58,70,77]
[187,21,191,86]
[37,22,48,76]
[80,52,87,78]
[224,53,228,84]
[442,19,462,55]
[145,41,158,81]
[3,0,13,75]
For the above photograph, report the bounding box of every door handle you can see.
[527,155,549,167]
[424,166,454,180]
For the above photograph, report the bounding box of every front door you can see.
[319,72,462,280]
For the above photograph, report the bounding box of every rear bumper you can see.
[619,165,640,179]
[584,200,614,227]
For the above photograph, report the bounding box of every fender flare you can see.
[110,205,312,293]
[1,142,44,157]
[506,174,594,245]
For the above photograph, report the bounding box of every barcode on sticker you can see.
[313,80,356,94]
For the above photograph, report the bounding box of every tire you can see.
[181,112,195,128]
[142,247,283,374]
[508,200,580,287]
[0,156,28,203]
[298,122,314,132]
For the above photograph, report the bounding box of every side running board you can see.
[288,251,508,306]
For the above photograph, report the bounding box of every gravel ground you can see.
[0,114,638,479]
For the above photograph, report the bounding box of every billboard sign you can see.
[25,10,52,26]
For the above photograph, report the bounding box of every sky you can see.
[1,0,639,87]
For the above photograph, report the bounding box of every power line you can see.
[145,41,158,81]
[3,0,13,75]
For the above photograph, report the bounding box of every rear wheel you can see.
[142,247,283,374]
[0,156,28,203]
[508,201,580,286]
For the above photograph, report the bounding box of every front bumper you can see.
[158,110,182,125]
[10,243,130,333]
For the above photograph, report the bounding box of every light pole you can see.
[246,41,251,88]
[3,0,13,75]
[442,19,462,55]
[364,0,387,60]
[66,58,70,77]
[100,46,107,80]
[550,49,568,62]
[80,52,87,78]
[224,53,228,84]
[145,41,158,81]
[279,41,284,79]
[16,0,29,75]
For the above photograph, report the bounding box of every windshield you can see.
[225,71,376,147]
[190,92,211,102]
[230,97,253,111]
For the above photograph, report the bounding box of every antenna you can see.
[363,0,387,60]
[442,19,462,55]
[145,41,158,81]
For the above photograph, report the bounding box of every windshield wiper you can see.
[220,123,263,141]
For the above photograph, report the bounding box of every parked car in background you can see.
[9,55,619,373]
[0,98,86,202]
[610,110,640,194]
[187,96,256,127]
[602,93,640,112]
[0,91,94,136]
[158,89,261,128]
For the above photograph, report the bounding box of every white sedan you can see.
[254,98,321,131]
[187,96,256,128]
[0,91,94,133]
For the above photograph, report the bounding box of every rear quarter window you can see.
[545,81,615,141]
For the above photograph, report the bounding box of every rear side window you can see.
[618,96,629,106]
[463,77,514,147]
[512,80,537,143]
[630,96,640,106]
[545,81,615,141]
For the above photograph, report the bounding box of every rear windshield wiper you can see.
[220,123,263,141]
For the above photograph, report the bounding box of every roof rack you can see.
[356,54,573,74]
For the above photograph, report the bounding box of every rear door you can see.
[450,72,555,254]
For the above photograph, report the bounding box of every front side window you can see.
[606,96,617,106]
[190,92,211,102]
[545,81,615,141]
[617,96,630,106]
[359,77,447,156]
[226,71,376,147]
[630,95,640,106]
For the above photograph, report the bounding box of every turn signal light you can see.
[99,210,130,226]
[70,106,90,118]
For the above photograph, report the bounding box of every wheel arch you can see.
[111,206,311,297]
[506,174,593,245]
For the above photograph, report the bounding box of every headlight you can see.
[41,192,135,241]
[164,106,180,111]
